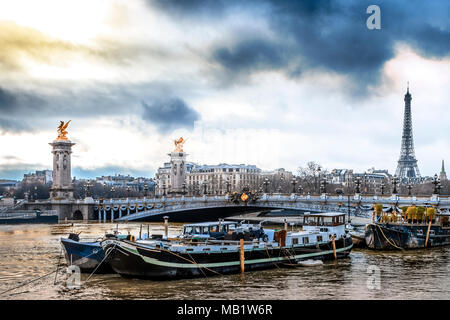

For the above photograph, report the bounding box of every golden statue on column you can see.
[173,137,186,152]
[56,120,71,141]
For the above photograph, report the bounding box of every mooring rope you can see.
[85,243,116,283]
[375,224,404,251]
[53,246,63,285]
[158,246,223,276]
[0,269,58,297]
[186,251,208,278]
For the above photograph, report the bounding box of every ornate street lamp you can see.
[392,175,398,194]
[297,185,303,195]
[263,178,270,194]
[381,182,385,195]
[291,178,297,194]
[278,185,282,194]
[354,177,361,194]
[110,186,115,199]
[162,184,167,197]
[144,184,148,197]
[317,166,321,194]
[182,182,187,195]
[85,180,92,197]
[203,181,208,195]
[432,174,439,194]
[363,173,367,194]
[226,179,231,194]
[126,185,131,198]
[407,182,412,196]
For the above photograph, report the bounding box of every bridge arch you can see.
[72,210,83,220]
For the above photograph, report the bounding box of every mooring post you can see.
[331,234,337,260]
[164,216,169,240]
[284,218,287,231]
[425,220,432,248]
[240,238,245,274]
[147,224,150,240]
[139,224,142,240]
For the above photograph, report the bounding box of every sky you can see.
[0,0,449,181]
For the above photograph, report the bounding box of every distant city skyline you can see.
[1,1,449,180]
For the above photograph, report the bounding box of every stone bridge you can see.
[18,193,450,222]
[96,193,450,222]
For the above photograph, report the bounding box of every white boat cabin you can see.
[285,212,348,246]
[181,221,239,239]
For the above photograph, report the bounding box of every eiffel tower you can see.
[395,84,421,182]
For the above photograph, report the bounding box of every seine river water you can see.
[1,221,450,300]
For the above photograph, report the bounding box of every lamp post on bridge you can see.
[291,178,297,194]
[432,174,440,195]
[392,175,398,195]
[297,185,303,195]
[110,186,115,200]
[263,178,270,194]
[354,177,361,194]
[407,181,412,196]
[126,185,131,198]
[144,184,148,198]
[85,180,93,198]
[162,184,167,197]
[182,182,187,195]
[316,166,321,195]
[226,179,231,194]
[320,179,328,194]
[381,182,385,195]
[363,173,367,195]
[203,181,208,195]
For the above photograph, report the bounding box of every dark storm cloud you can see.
[212,39,291,74]
[0,84,127,133]
[151,0,450,95]
[141,97,200,133]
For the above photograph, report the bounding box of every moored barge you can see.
[365,205,450,250]
[101,212,353,280]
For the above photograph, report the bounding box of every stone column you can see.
[49,140,75,200]
[168,151,187,194]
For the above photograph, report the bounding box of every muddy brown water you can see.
[0,222,449,300]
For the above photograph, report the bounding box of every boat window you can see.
[302,237,309,244]
[194,226,202,234]
[209,226,215,232]
[202,227,209,235]
[184,226,193,235]
[317,236,323,242]
[292,238,299,245]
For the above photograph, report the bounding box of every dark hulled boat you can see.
[101,213,353,280]
[365,207,450,250]
[60,232,137,273]
[61,233,114,273]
